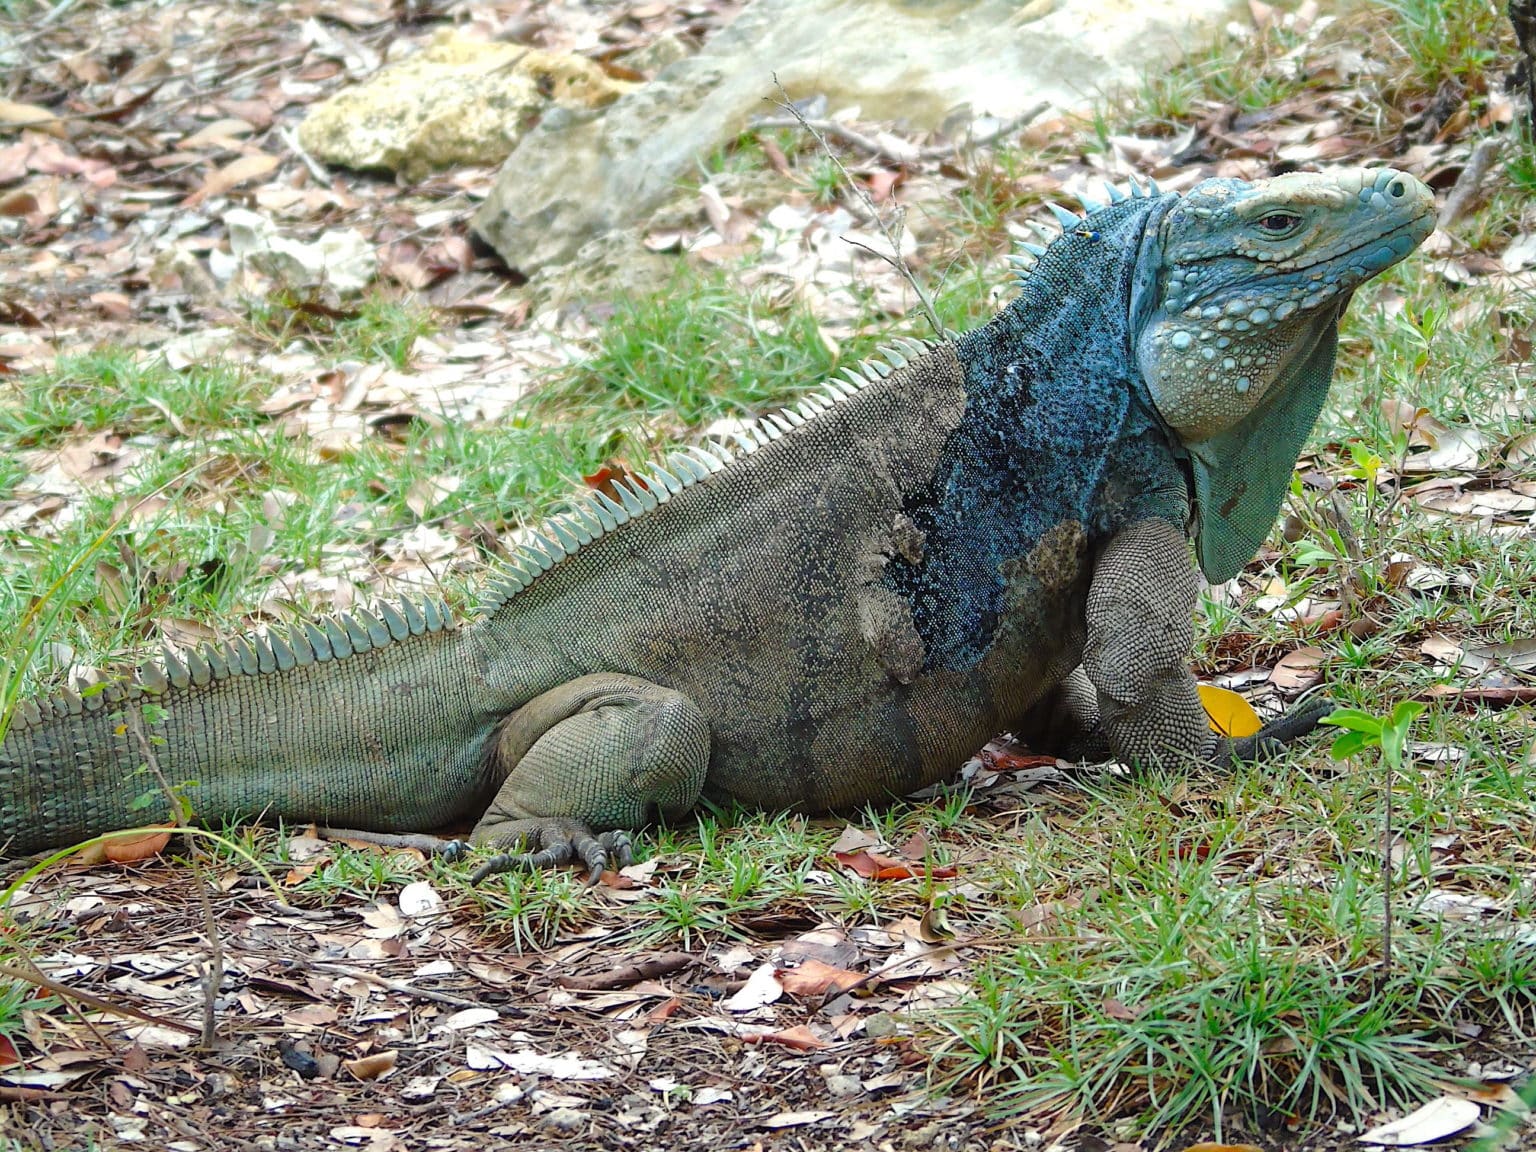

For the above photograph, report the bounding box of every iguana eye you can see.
[1256,212,1302,236]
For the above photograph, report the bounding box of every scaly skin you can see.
[0,168,1435,878]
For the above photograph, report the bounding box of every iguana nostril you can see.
[1389,180,1405,198]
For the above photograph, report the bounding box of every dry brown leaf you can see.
[829,825,881,854]
[180,118,256,149]
[1102,998,1141,1021]
[0,189,38,216]
[285,1003,339,1027]
[760,1109,835,1129]
[917,904,955,943]
[345,1051,398,1081]
[89,292,133,320]
[1461,637,1536,675]
[1420,634,1465,665]
[1414,486,1536,520]
[0,100,66,138]
[102,826,174,863]
[182,152,280,208]
[0,141,30,181]
[777,958,866,997]
[1270,645,1325,692]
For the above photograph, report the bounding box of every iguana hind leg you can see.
[469,673,709,883]
[1081,518,1324,767]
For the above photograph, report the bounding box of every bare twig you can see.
[317,826,464,856]
[1438,138,1503,231]
[769,76,944,338]
[127,711,224,1048]
[295,960,483,1009]
[0,963,200,1035]
[279,124,331,185]
[3,950,112,1049]
[752,102,1048,164]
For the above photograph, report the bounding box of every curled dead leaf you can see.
[1359,1096,1480,1145]
[1269,646,1325,692]
[0,99,67,138]
[102,826,175,863]
[344,1051,398,1081]
[917,904,955,944]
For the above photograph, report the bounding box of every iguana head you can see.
[1132,167,1435,580]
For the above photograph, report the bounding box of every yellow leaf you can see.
[1198,684,1262,738]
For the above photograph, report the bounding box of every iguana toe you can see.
[469,818,633,884]
[1214,697,1333,763]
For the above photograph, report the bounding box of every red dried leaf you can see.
[978,746,1059,772]
[833,849,880,878]
[777,958,867,997]
[103,826,174,863]
[740,1025,830,1051]
[834,849,957,881]
[646,996,684,1022]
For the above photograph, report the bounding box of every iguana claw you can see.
[470,821,634,884]
[1214,697,1333,762]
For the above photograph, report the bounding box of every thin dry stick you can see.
[0,963,200,1035]
[752,103,1048,164]
[1438,138,1503,231]
[127,710,224,1048]
[769,76,944,338]
[3,948,113,1050]
[297,960,483,1009]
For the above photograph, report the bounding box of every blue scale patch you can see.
[882,193,1188,672]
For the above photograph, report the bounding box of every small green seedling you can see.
[1322,700,1427,976]
[1322,701,1425,768]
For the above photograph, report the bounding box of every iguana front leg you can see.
[469,673,710,882]
[1081,518,1325,767]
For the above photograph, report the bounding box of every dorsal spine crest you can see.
[12,333,950,719]
[7,593,457,731]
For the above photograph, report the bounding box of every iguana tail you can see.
[1,599,500,858]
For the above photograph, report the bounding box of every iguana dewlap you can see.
[0,168,1435,878]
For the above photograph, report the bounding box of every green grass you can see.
[243,291,437,370]
[1113,0,1511,137]
[0,266,907,685]
[531,266,878,430]
[0,350,263,452]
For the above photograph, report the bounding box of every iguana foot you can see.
[469,819,634,884]
[1211,697,1333,763]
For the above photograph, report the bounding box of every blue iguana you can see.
[0,167,1436,879]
